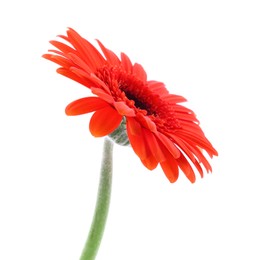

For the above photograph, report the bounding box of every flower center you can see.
[95,65,182,131]
[96,66,156,114]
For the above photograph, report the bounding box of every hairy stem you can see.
[80,138,113,260]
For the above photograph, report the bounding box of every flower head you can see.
[43,28,218,183]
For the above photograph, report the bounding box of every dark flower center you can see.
[120,88,145,111]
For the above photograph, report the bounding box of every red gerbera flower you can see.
[43,28,218,183]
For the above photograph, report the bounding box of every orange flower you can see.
[43,28,218,183]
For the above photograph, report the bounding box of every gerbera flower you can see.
[43,28,218,183]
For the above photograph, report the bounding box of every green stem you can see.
[80,138,114,260]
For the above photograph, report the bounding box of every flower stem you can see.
[80,138,113,260]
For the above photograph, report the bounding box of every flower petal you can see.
[114,101,135,116]
[126,117,147,160]
[42,54,72,68]
[136,113,157,132]
[187,144,212,173]
[56,68,94,88]
[127,121,158,170]
[66,28,105,70]
[147,80,169,97]
[177,130,218,158]
[121,52,132,73]
[164,94,187,103]
[89,106,122,137]
[91,87,114,103]
[160,155,179,183]
[96,40,121,65]
[67,53,93,74]
[155,132,180,159]
[133,63,147,82]
[169,133,206,174]
[66,67,110,93]
[142,128,166,162]
[65,97,109,116]
[177,153,196,183]
[141,154,158,170]
[49,40,77,55]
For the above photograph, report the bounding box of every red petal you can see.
[164,94,187,103]
[175,111,198,123]
[142,128,166,162]
[65,97,109,116]
[42,54,72,68]
[160,155,179,183]
[155,132,180,159]
[126,119,160,171]
[170,134,196,161]
[136,113,157,132]
[121,52,132,73]
[147,81,169,97]
[49,40,77,56]
[126,118,147,160]
[91,87,114,103]
[114,101,135,116]
[96,40,121,65]
[127,120,158,170]
[133,63,147,82]
[66,28,105,69]
[174,104,194,113]
[177,130,218,157]
[193,160,204,178]
[67,53,93,74]
[177,153,196,183]
[169,133,207,175]
[187,144,213,173]
[89,74,111,93]
[141,154,158,170]
[126,117,142,136]
[68,67,109,92]
[56,68,94,88]
[89,106,122,137]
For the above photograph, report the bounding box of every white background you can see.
[1,0,254,259]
